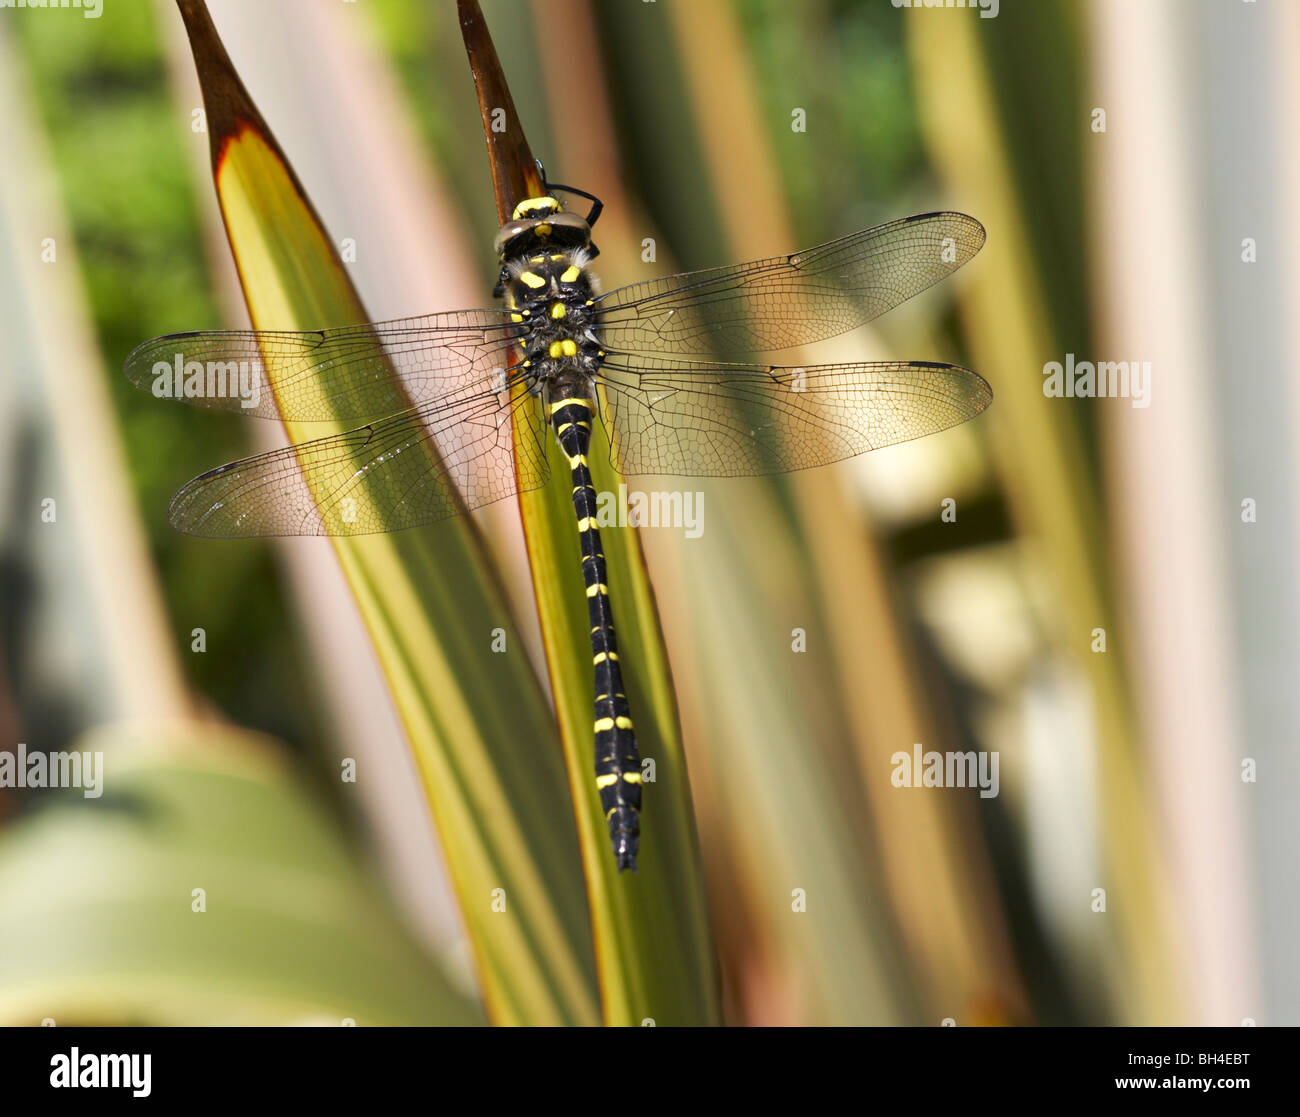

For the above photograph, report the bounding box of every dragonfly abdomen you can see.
[550,396,641,871]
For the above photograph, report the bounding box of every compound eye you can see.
[547,212,591,238]
[494,218,533,256]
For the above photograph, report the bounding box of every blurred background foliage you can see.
[9,0,322,749]
[1,0,1291,1025]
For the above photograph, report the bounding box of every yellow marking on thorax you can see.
[547,339,578,358]
[551,302,567,319]
[519,270,546,289]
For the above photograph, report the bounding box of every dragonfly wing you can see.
[168,387,550,537]
[594,212,984,356]
[124,309,524,422]
[595,355,991,478]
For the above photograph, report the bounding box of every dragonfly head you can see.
[495,195,593,260]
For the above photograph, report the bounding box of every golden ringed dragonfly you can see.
[125,179,990,872]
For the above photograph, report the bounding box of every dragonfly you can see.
[124,180,990,872]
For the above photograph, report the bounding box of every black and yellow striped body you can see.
[550,397,642,870]
[500,197,641,871]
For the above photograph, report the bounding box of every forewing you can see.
[595,212,984,355]
[124,309,523,422]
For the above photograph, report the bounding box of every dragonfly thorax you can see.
[505,248,604,392]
